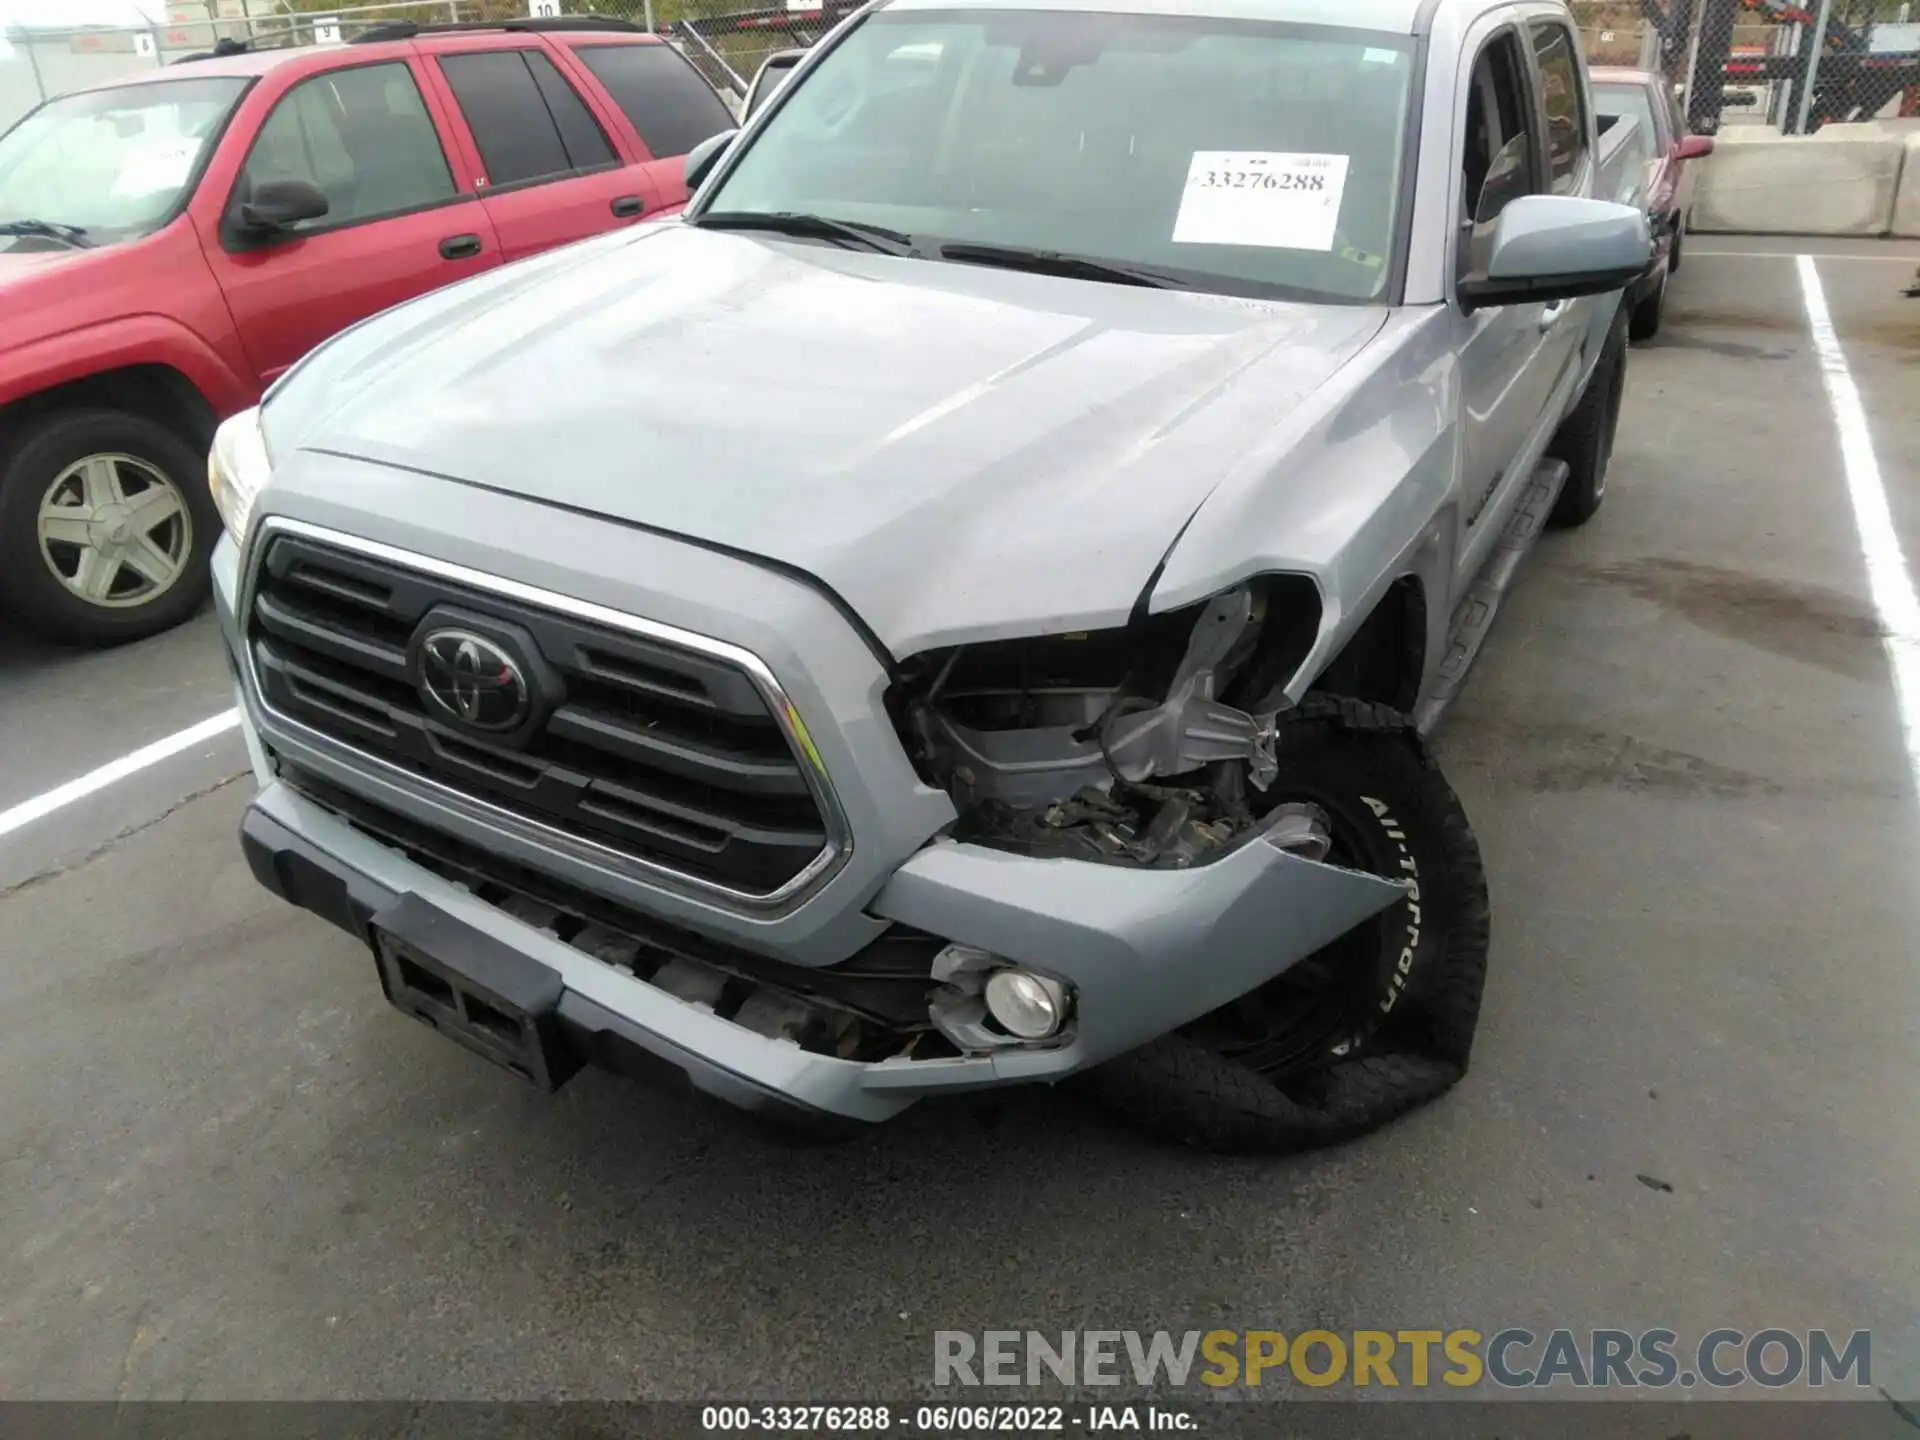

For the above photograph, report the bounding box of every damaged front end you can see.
[889,579,1328,869]
[880,581,1491,1151]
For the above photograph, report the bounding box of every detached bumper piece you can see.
[238,803,858,1132]
[371,893,579,1091]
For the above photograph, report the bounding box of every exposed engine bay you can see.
[889,581,1333,869]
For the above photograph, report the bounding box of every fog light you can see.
[984,969,1065,1040]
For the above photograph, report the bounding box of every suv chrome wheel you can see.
[36,453,194,609]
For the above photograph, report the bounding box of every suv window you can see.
[572,42,735,158]
[440,49,615,188]
[1528,21,1589,194]
[1462,32,1536,226]
[237,62,455,231]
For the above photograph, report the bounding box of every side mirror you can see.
[1458,194,1651,314]
[237,178,329,235]
[1675,134,1715,160]
[683,129,739,195]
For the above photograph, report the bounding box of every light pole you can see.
[1794,0,1838,133]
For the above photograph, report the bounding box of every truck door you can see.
[206,58,501,384]
[1451,24,1562,586]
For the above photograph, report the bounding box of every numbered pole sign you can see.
[530,0,563,16]
[312,15,342,42]
[133,32,157,57]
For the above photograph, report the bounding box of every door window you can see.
[1528,21,1590,194]
[572,42,737,158]
[1461,31,1538,227]
[440,49,616,189]
[235,62,456,232]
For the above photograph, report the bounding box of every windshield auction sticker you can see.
[111,138,201,197]
[1171,151,1351,252]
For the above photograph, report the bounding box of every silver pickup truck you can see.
[213,0,1649,1150]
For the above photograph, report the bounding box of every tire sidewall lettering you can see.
[1358,794,1424,1023]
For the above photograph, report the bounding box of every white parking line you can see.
[0,709,241,841]
[1797,255,1920,797]
[1692,250,1918,262]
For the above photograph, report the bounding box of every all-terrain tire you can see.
[0,408,217,647]
[1085,697,1491,1154]
[1545,308,1629,530]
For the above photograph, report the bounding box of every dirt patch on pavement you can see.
[1448,719,1786,799]
[1564,557,1886,682]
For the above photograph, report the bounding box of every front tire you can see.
[0,408,217,647]
[1545,308,1629,530]
[1087,698,1491,1154]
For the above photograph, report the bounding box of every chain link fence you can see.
[1571,0,1920,133]
[10,0,1918,138]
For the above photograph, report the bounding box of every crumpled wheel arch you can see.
[1083,695,1492,1153]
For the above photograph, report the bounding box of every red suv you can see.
[0,18,735,646]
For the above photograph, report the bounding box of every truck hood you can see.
[275,223,1386,657]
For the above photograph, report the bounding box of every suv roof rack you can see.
[350,16,648,44]
[170,36,253,64]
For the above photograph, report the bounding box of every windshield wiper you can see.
[0,219,91,248]
[936,242,1179,289]
[691,210,916,256]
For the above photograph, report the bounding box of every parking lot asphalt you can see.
[2,237,1918,1404]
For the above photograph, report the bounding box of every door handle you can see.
[439,234,483,260]
[610,195,646,218]
[1540,299,1572,331]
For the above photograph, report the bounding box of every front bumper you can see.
[237,769,1403,1123]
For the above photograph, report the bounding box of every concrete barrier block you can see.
[1813,119,1920,141]
[1892,134,1920,239]
[1692,133,1905,235]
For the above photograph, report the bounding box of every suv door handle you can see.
[1540,299,1572,331]
[439,234,483,260]
[610,195,646,218]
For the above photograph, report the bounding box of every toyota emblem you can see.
[418,629,531,732]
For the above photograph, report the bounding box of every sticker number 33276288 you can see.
[1195,167,1330,192]
[1172,151,1352,252]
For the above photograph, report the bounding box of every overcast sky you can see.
[0,0,168,26]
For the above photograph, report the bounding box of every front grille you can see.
[246,531,835,897]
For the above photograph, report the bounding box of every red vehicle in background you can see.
[1591,66,1716,343]
[0,18,735,646]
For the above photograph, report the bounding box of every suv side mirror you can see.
[1675,134,1715,160]
[237,178,330,235]
[683,129,738,194]
[1458,194,1651,313]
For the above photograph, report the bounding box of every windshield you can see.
[703,12,1417,303]
[0,77,248,247]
